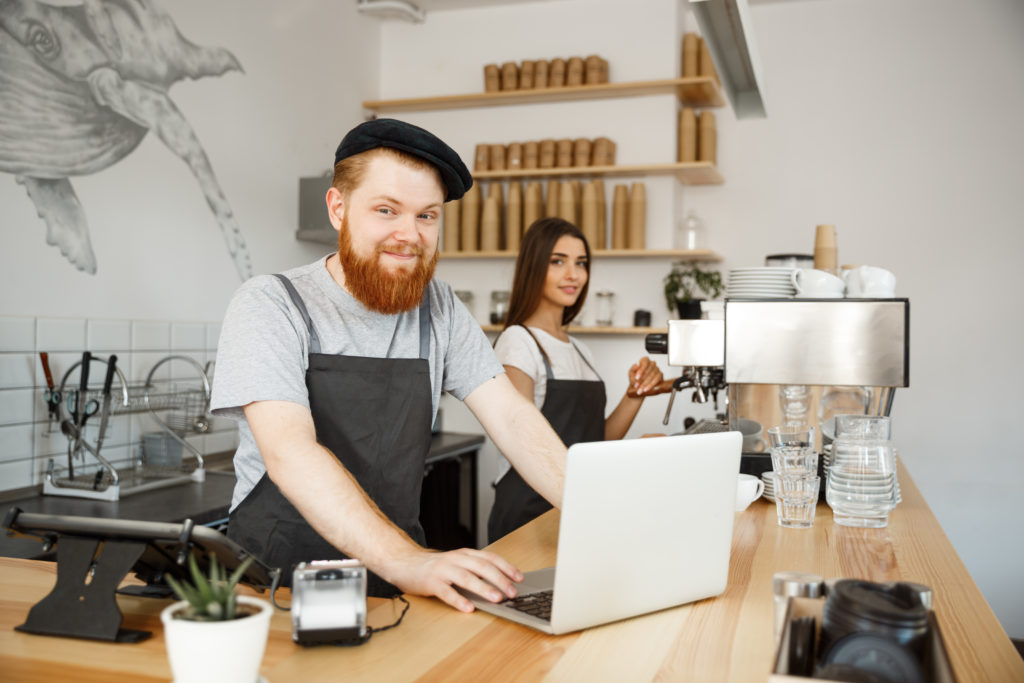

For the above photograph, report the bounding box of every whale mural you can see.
[0,0,252,279]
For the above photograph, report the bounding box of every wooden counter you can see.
[1,464,1021,682]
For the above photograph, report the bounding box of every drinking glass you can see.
[825,415,897,528]
[775,475,820,528]
[767,425,818,481]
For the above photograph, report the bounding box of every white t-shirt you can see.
[492,325,601,480]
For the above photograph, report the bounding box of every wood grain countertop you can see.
[1,462,1021,682]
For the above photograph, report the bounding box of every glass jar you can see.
[454,290,474,317]
[595,290,615,326]
[489,291,509,324]
[677,212,704,250]
[825,415,898,528]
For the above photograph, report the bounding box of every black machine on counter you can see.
[645,299,910,476]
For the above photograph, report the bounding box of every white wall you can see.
[382,0,1024,637]
[1,0,379,322]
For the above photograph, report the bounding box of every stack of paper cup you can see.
[814,224,838,274]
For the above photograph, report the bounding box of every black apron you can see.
[487,327,606,543]
[228,274,433,597]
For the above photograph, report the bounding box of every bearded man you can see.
[211,119,567,611]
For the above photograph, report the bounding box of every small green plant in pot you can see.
[160,552,272,683]
[664,263,724,319]
[165,552,254,620]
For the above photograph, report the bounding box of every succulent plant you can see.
[165,552,254,621]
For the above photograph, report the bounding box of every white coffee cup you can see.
[843,266,896,298]
[736,473,766,511]
[791,268,845,298]
[738,417,767,453]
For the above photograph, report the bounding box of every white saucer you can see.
[795,292,844,299]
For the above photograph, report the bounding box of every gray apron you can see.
[228,274,433,597]
[487,326,606,543]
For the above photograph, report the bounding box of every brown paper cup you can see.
[484,64,500,92]
[566,57,584,86]
[556,139,574,168]
[500,62,519,90]
[507,142,523,170]
[573,138,592,167]
[539,139,556,169]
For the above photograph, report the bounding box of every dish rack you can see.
[44,355,212,501]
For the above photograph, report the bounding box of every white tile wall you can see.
[0,354,35,388]
[37,318,87,351]
[87,319,132,351]
[0,315,238,495]
[0,459,33,491]
[172,323,206,351]
[0,389,34,426]
[0,317,35,352]
[132,321,171,351]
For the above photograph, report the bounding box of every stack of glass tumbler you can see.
[767,425,820,528]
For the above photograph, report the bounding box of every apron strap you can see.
[273,274,321,355]
[569,339,601,377]
[519,325,599,381]
[418,289,431,361]
[276,273,430,359]
[518,325,555,381]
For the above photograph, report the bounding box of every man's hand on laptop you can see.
[381,548,523,612]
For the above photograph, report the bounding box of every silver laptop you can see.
[462,431,742,635]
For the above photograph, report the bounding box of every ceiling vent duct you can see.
[690,0,767,118]
[356,0,426,24]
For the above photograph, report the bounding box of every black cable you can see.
[269,568,289,611]
[368,595,410,635]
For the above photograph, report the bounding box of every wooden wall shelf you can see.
[363,77,724,113]
[481,325,666,335]
[473,161,723,185]
[441,249,721,262]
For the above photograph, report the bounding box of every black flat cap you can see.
[334,118,473,201]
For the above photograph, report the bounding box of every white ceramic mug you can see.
[791,268,845,298]
[843,266,896,298]
[736,473,766,511]
[738,417,768,453]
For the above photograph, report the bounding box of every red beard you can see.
[336,217,438,314]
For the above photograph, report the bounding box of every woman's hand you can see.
[626,357,666,398]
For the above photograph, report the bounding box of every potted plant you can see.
[161,552,272,683]
[663,263,724,319]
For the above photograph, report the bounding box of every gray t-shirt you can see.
[211,255,503,510]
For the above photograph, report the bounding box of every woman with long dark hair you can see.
[487,217,670,542]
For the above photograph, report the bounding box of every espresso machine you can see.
[646,299,910,476]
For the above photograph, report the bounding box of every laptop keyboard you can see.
[502,590,553,622]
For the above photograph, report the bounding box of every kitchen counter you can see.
[1,432,485,559]
[1,460,1021,682]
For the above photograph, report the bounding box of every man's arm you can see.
[464,374,567,508]
[244,400,522,611]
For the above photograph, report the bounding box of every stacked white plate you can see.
[761,471,777,503]
[726,267,796,299]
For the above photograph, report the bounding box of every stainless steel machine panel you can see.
[667,320,725,367]
[724,299,909,387]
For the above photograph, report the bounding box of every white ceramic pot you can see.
[161,595,272,683]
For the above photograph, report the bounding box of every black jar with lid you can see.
[819,579,930,661]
